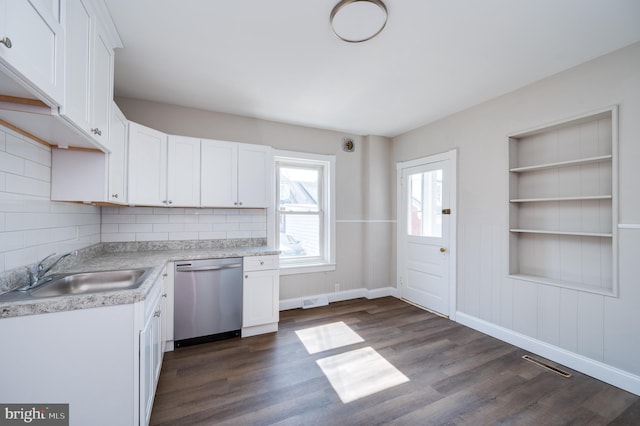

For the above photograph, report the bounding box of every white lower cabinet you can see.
[139,281,163,426]
[0,269,167,426]
[242,255,279,337]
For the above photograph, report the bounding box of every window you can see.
[274,151,335,273]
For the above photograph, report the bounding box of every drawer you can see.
[244,255,279,272]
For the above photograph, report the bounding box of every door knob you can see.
[440,247,446,253]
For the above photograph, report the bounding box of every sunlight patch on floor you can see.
[316,346,410,403]
[295,321,364,354]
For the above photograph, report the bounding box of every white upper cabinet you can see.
[0,0,65,105]
[128,121,168,206]
[167,135,201,207]
[60,0,114,149]
[108,103,128,203]
[238,143,272,208]
[201,139,238,207]
[50,102,129,204]
[201,139,272,208]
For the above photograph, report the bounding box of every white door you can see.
[397,151,456,317]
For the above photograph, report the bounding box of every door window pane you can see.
[408,169,442,237]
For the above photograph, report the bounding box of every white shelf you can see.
[510,229,612,238]
[510,195,612,203]
[508,274,615,297]
[510,155,612,173]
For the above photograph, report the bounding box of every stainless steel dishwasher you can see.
[174,257,243,348]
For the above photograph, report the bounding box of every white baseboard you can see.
[456,312,640,396]
[279,286,398,311]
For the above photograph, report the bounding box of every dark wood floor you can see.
[150,297,640,425]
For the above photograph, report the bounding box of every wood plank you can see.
[150,297,638,425]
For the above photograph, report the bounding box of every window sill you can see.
[279,263,336,276]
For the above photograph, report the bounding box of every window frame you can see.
[273,150,336,275]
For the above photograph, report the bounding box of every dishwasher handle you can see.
[175,263,242,272]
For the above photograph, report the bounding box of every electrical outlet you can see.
[335,283,340,292]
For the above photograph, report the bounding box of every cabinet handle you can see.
[154,310,161,317]
[239,202,243,206]
[162,293,167,298]
[0,37,12,48]
[91,128,102,136]
[111,193,119,199]
[259,261,264,266]
[234,202,238,206]
[162,273,168,278]
[245,275,248,279]
[168,200,173,205]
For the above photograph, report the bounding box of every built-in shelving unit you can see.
[508,106,618,296]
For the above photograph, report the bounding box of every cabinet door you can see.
[108,103,127,203]
[129,122,167,206]
[139,312,154,426]
[0,0,64,105]
[89,22,113,148]
[167,135,201,207]
[60,0,92,132]
[243,270,279,327]
[238,143,272,208]
[201,139,238,207]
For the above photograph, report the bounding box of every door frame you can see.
[396,149,458,320]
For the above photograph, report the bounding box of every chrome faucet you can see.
[19,251,77,291]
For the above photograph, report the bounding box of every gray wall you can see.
[392,42,640,376]
[115,98,395,299]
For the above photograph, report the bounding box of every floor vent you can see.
[302,296,329,309]
[522,355,572,378]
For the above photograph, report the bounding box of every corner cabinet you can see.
[50,102,128,204]
[508,106,618,296]
[0,0,65,105]
[242,255,280,337]
[201,139,273,208]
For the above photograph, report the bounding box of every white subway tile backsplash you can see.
[118,223,152,233]
[5,174,50,198]
[24,160,50,182]
[213,223,239,232]
[101,232,135,242]
[0,151,25,175]
[198,214,227,224]
[184,223,212,232]
[136,215,168,224]
[169,232,198,241]
[101,223,118,233]
[152,223,184,233]
[100,206,267,243]
[136,232,168,241]
[0,125,100,274]
[102,214,137,224]
[6,133,50,166]
[0,231,24,252]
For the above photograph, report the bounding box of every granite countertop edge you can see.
[0,246,279,319]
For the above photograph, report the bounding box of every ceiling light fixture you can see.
[330,0,388,43]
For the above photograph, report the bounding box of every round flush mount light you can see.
[330,0,388,43]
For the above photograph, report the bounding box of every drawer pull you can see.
[0,37,12,48]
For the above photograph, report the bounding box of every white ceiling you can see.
[104,0,640,138]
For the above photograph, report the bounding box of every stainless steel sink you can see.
[29,268,151,298]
